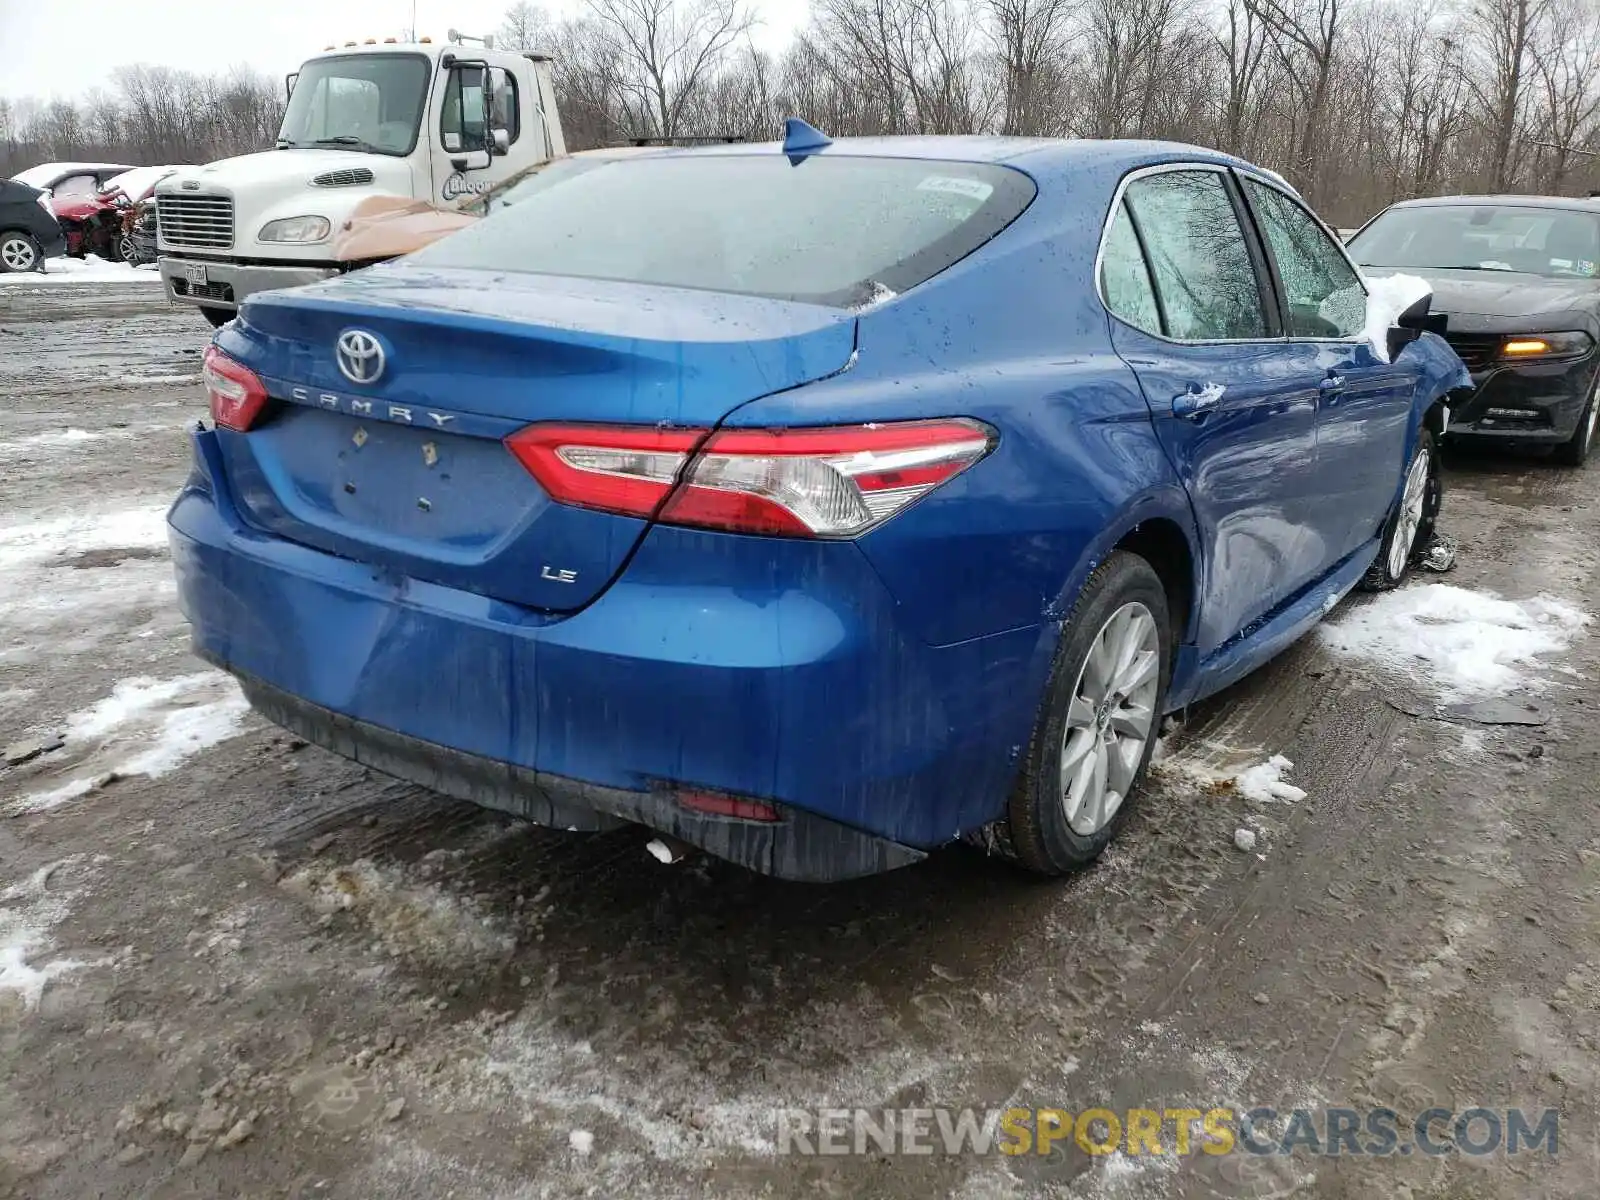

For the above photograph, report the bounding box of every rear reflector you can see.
[676,790,781,822]
[505,419,993,537]
[203,345,269,432]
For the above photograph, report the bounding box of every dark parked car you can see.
[0,178,66,273]
[1349,196,1600,464]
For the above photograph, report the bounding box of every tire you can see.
[0,231,41,274]
[1361,428,1440,591]
[1552,385,1598,467]
[995,551,1172,875]
[199,306,233,329]
[117,234,136,264]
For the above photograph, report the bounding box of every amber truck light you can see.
[504,419,995,537]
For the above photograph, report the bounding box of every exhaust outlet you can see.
[645,836,694,865]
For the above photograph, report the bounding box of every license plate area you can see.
[184,263,208,285]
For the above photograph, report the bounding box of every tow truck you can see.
[156,32,564,326]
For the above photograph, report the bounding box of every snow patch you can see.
[0,254,160,286]
[0,503,177,665]
[8,673,249,815]
[1361,272,1433,362]
[1320,584,1590,700]
[0,861,85,1011]
[1232,754,1307,803]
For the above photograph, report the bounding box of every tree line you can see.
[5,0,1598,225]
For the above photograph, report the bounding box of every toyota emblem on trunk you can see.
[336,330,385,385]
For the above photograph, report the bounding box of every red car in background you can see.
[48,165,185,262]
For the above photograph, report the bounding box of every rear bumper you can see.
[1447,354,1598,444]
[168,429,1045,878]
[159,254,339,310]
[235,670,926,881]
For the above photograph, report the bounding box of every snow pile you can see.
[1232,754,1307,803]
[0,861,85,1011]
[8,673,250,815]
[0,254,160,286]
[1361,272,1433,362]
[1321,584,1591,700]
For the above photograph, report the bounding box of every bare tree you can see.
[584,0,755,138]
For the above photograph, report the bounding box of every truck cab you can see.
[157,39,564,325]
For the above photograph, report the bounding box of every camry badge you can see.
[336,329,385,385]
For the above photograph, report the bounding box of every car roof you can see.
[1383,194,1600,214]
[644,135,1288,190]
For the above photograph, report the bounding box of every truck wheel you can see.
[990,551,1172,875]
[199,307,233,329]
[0,231,41,273]
[1361,429,1439,591]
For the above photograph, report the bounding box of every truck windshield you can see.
[278,54,430,157]
[408,154,1038,307]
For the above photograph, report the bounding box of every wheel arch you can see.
[1048,488,1203,650]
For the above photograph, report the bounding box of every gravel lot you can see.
[3,278,1599,1199]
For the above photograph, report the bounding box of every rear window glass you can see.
[408,155,1037,307]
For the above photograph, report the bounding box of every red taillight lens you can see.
[202,345,268,432]
[676,790,781,822]
[505,419,993,538]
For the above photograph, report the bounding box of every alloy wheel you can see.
[1060,601,1160,836]
[1388,447,1431,578]
[0,236,37,272]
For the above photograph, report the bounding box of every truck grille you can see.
[157,193,234,249]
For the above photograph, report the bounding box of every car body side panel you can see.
[1109,324,1325,656]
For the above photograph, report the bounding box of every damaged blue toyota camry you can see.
[169,123,1469,881]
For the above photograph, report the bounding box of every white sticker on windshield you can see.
[917,176,994,202]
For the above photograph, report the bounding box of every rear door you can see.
[1103,165,1323,657]
[1238,176,1415,563]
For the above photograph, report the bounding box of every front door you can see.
[429,61,532,208]
[1238,177,1416,562]
[1101,167,1323,657]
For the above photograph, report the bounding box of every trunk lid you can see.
[215,266,857,611]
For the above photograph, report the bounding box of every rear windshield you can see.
[408,154,1037,307]
[1351,204,1600,278]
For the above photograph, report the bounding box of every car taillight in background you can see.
[505,418,995,538]
[203,345,268,431]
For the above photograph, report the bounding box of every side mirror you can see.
[1387,293,1447,361]
[285,72,298,101]
[491,127,510,156]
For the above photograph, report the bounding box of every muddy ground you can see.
[1,280,1598,1199]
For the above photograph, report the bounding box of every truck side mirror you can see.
[285,72,298,101]
[491,128,510,156]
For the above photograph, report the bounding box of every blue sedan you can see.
[169,125,1468,880]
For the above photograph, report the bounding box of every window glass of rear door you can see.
[1123,171,1268,341]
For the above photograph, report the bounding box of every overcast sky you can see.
[0,0,810,101]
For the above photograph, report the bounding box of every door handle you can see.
[1172,384,1224,419]
[1319,374,1346,392]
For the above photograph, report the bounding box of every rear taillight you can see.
[203,345,268,432]
[504,419,993,538]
